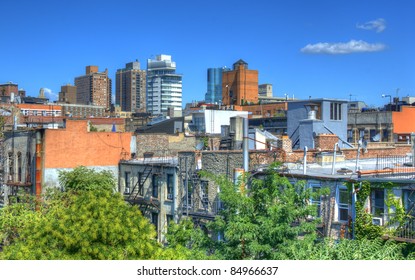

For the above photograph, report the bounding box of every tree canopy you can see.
[0,166,180,260]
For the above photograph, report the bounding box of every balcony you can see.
[380,214,415,243]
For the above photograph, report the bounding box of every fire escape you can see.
[178,154,219,225]
[124,152,161,215]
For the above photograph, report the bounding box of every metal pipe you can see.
[331,143,339,175]
[35,130,42,200]
[243,117,249,172]
[355,140,361,172]
[303,146,308,175]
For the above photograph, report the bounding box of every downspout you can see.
[351,182,360,240]
[243,117,249,172]
[303,146,308,175]
[35,130,42,206]
[331,143,339,175]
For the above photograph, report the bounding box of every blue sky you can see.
[1,0,414,108]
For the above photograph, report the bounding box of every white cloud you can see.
[356,18,386,33]
[43,88,59,101]
[300,40,386,55]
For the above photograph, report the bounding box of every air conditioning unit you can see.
[167,194,173,200]
[372,217,383,226]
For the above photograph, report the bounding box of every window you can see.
[167,174,174,200]
[371,189,385,217]
[152,174,159,198]
[337,187,349,222]
[403,190,415,216]
[201,181,209,210]
[166,214,173,229]
[8,152,14,181]
[309,183,322,218]
[124,172,131,194]
[330,102,342,120]
[138,172,144,196]
[151,212,158,235]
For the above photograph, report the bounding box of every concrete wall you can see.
[2,130,36,190]
[135,133,197,157]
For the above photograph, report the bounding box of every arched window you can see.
[17,152,22,182]
[8,152,14,182]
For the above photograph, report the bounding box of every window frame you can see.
[337,186,349,222]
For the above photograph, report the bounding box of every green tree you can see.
[188,165,327,259]
[0,167,181,260]
[58,166,116,192]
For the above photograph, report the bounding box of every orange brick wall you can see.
[43,120,132,168]
[392,106,415,134]
[222,64,258,106]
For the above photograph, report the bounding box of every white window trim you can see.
[336,185,350,222]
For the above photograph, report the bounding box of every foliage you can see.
[193,164,326,259]
[351,181,410,240]
[0,166,186,260]
[89,123,98,132]
[278,237,409,260]
[165,218,216,259]
[351,181,384,239]
[165,167,414,260]
[58,166,116,193]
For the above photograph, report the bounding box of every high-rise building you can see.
[74,66,112,111]
[115,61,146,113]
[258,84,273,97]
[58,84,77,104]
[146,55,182,116]
[222,59,258,106]
[205,67,227,104]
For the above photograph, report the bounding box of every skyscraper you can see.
[205,67,227,104]
[146,55,182,116]
[115,61,146,112]
[74,66,112,111]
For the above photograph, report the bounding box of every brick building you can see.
[222,59,258,106]
[75,66,112,111]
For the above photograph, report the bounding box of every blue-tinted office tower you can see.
[205,67,226,104]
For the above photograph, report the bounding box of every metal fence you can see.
[375,155,415,179]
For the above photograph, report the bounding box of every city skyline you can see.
[0,0,414,108]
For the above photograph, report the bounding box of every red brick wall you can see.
[315,134,339,151]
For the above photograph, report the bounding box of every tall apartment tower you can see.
[58,84,77,104]
[222,59,259,106]
[146,55,182,116]
[205,67,227,104]
[115,61,146,112]
[74,66,112,111]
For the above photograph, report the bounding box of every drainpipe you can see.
[243,117,249,172]
[355,140,361,173]
[35,130,42,201]
[331,143,339,175]
[411,132,415,167]
[351,182,359,240]
[303,146,308,175]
